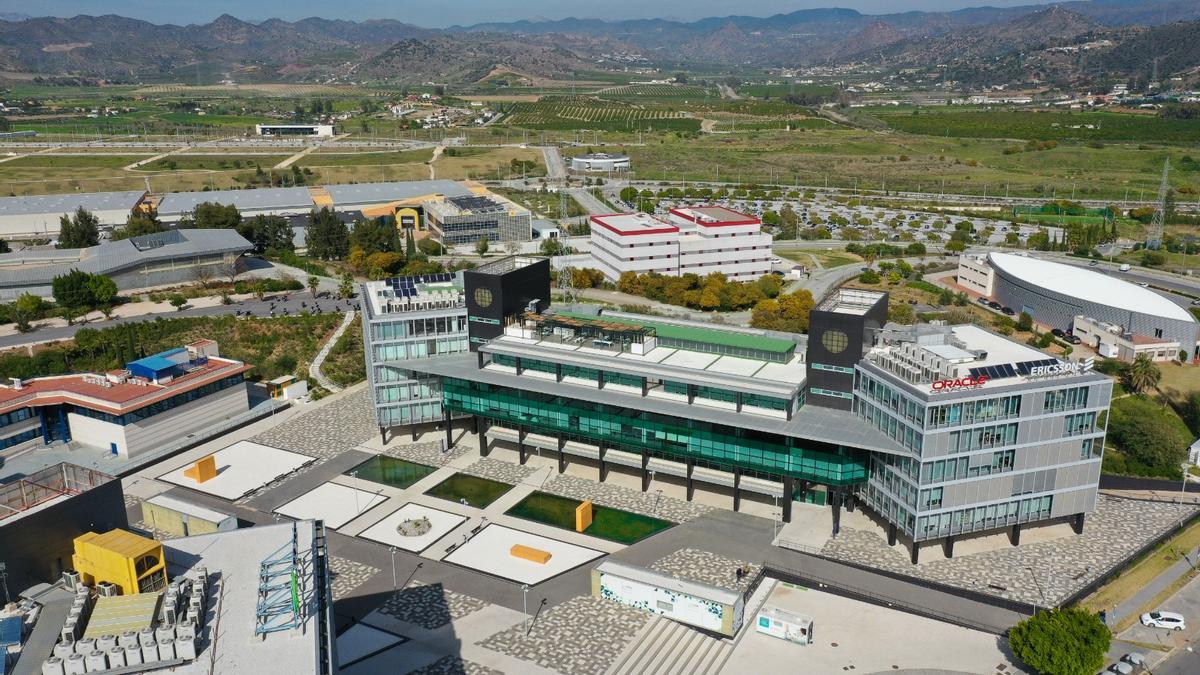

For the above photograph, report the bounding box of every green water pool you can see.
[505,491,673,545]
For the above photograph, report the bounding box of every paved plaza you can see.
[462,457,540,485]
[816,495,1199,606]
[651,548,762,595]
[378,581,490,630]
[478,596,650,675]
[251,385,377,459]
[329,557,382,601]
[336,622,408,670]
[724,582,1019,675]
[443,524,606,585]
[157,440,315,499]
[273,482,389,529]
[359,503,468,553]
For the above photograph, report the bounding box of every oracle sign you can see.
[931,375,989,392]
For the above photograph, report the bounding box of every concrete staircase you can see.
[606,616,732,675]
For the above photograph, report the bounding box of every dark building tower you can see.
[463,256,551,350]
[806,288,888,410]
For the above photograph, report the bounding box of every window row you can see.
[921,449,1014,483]
[916,495,1053,539]
[0,427,39,450]
[1063,412,1097,437]
[857,372,925,426]
[858,401,924,453]
[71,373,246,426]
[927,395,1022,429]
[1044,386,1089,413]
[374,337,468,362]
[0,407,33,429]
[372,315,466,340]
[948,422,1018,453]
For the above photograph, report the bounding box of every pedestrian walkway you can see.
[309,310,357,391]
[1110,547,1199,627]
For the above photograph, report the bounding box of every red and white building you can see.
[0,340,252,459]
[589,206,772,282]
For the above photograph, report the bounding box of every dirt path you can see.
[428,144,445,179]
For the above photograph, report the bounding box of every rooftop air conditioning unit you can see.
[62,570,81,590]
[97,583,118,598]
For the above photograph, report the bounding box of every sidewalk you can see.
[1110,550,1198,627]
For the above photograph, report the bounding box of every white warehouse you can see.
[0,190,148,240]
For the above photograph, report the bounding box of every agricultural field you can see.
[303,149,434,166]
[736,83,839,100]
[140,155,292,171]
[500,98,701,132]
[873,109,1200,144]
[597,84,715,99]
[621,127,1199,200]
[0,154,150,169]
[432,146,545,180]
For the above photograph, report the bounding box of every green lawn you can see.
[348,456,437,490]
[505,491,673,545]
[306,149,433,166]
[424,473,513,508]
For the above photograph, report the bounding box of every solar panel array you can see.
[967,358,1059,382]
[448,195,505,213]
[385,273,454,298]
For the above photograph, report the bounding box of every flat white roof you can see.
[145,493,232,524]
[591,213,678,235]
[949,324,1049,369]
[989,252,1194,323]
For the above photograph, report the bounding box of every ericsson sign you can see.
[931,357,1094,393]
[1029,358,1095,379]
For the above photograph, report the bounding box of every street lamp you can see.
[390,547,398,590]
[521,584,530,631]
[351,470,360,514]
[1181,461,1192,525]
[772,494,780,540]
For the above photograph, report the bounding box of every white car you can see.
[1140,610,1186,630]
[770,257,783,264]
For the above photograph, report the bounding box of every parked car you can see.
[1121,653,1147,669]
[1051,328,1066,338]
[770,257,783,264]
[977,297,990,305]
[1191,299,1200,306]
[1089,260,1099,266]
[1067,335,1082,345]
[1119,263,1132,271]
[1140,611,1186,630]
[1138,282,1149,288]
[988,301,1002,310]
[1001,307,1015,316]
[1108,662,1134,674]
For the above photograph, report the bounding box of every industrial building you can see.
[364,257,1111,562]
[424,194,532,245]
[156,187,317,223]
[254,123,335,137]
[0,339,252,460]
[590,206,773,282]
[569,152,631,172]
[0,191,147,240]
[0,228,251,301]
[324,179,475,234]
[957,252,1200,359]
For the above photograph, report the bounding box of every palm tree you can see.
[1125,354,1162,395]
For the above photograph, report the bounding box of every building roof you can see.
[669,206,759,226]
[82,593,161,639]
[76,528,160,558]
[144,494,232,524]
[324,180,472,206]
[0,229,251,287]
[988,252,1195,323]
[590,213,679,236]
[554,310,795,354]
[0,190,145,218]
[157,187,315,217]
[162,521,324,675]
[0,353,251,416]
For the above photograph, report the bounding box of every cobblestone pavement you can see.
[329,556,381,601]
[462,457,538,485]
[384,440,468,466]
[820,495,1199,606]
[251,387,375,459]
[478,596,648,675]
[541,474,713,524]
[651,548,762,595]
[408,655,503,675]
[378,581,489,630]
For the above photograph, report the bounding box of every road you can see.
[541,145,566,182]
[567,187,613,216]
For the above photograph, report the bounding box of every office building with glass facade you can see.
[368,259,1112,563]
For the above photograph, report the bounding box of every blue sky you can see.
[3,1,1063,28]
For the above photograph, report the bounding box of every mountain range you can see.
[0,1,1197,86]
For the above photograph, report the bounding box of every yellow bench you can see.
[183,455,217,483]
[510,544,552,564]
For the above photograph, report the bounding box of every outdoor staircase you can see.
[606,615,732,675]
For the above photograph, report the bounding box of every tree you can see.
[475,236,490,256]
[1108,396,1190,474]
[238,214,294,254]
[349,217,400,256]
[858,269,881,284]
[52,269,97,318]
[190,202,242,230]
[539,238,565,256]
[87,274,118,312]
[168,293,187,311]
[1124,353,1162,394]
[10,292,43,332]
[1008,608,1109,675]
[1017,312,1034,332]
[417,238,445,256]
[305,207,349,260]
[58,207,100,249]
[405,230,416,259]
[338,272,356,300]
[619,187,638,203]
[111,211,164,240]
[307,275,320,298]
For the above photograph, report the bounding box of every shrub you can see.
[1008,608,1109,675]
